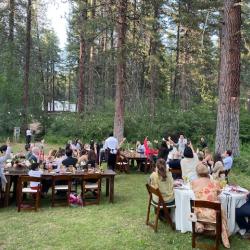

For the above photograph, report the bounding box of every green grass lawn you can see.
[0,143,250,249]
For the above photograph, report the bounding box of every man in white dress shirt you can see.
[103,132,118,171]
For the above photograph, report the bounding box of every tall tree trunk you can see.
[77,0,87,113]
[88,0,96,111]
[133,0,137,43]
[215,0,241,156]
[149,2,160,117]
[9,0,15,42]
[23,0,32,119]
[78,36,85,113]
[113,0,128,142]
[52,62,55,112]
[172,22,180,101]
[68,72,71,105]
[180,29,190,110]
[35,16,46,113]
[46,62,50,111]
[110,27,115,99]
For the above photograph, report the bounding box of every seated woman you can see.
[46,149,57,161]
[204,148,214,172]
[78,149,88,165]
[87,149,97,168]
[191,163,230,248]
[149,158,175,207]
[211,161,225,182]
[180,143,199,181]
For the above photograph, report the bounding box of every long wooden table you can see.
[120,151,147,168]
[3,169,116,207]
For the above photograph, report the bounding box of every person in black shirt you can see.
[157,141,172,161]
[168,151,182,179]
[62,148,78,168]
[199,137,207,150]
[236,192,250,239]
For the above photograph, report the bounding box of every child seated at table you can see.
[28,163,43,190]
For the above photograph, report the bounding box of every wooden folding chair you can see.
[115,151,129,173]
[17,175,41,212]
[143,159,155,174]
[51,175,71,207]
[81,173,101,205]
[145,184,175,232]
[190,200,222,250]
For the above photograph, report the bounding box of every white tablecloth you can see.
[174,188,247,235]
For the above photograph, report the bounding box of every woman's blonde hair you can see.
[196,162,209,178]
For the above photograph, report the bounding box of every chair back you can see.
[19,175,41,183]
[51,174,72,207]
[190,200,222,250]
[17,175,41,212]
[18,175,42,193]
[115,150,129,173]
[145,184,175,231]
[52,174,71,182]
[146,183,164,203]
[83,173,101,181]
[81,173,101,205]
[169,168,182,175]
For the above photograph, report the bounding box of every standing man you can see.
[26,127,32,144]
[103,132,118,171]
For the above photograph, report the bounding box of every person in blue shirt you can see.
[222,150,233,171]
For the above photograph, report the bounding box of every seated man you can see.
[222,150,233,171]
[236,192,250,239]
[62,148,78,168]
[28,147,40,163]
[25,144,32,160]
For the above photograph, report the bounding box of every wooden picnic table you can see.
[3,169,116,207]
[120,150,147,161]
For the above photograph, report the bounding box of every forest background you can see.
[0,0,249,161]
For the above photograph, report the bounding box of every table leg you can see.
[4,176,11,207]
[109,176,114,203]
[131,159,135,168]
[106,177,110,197]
